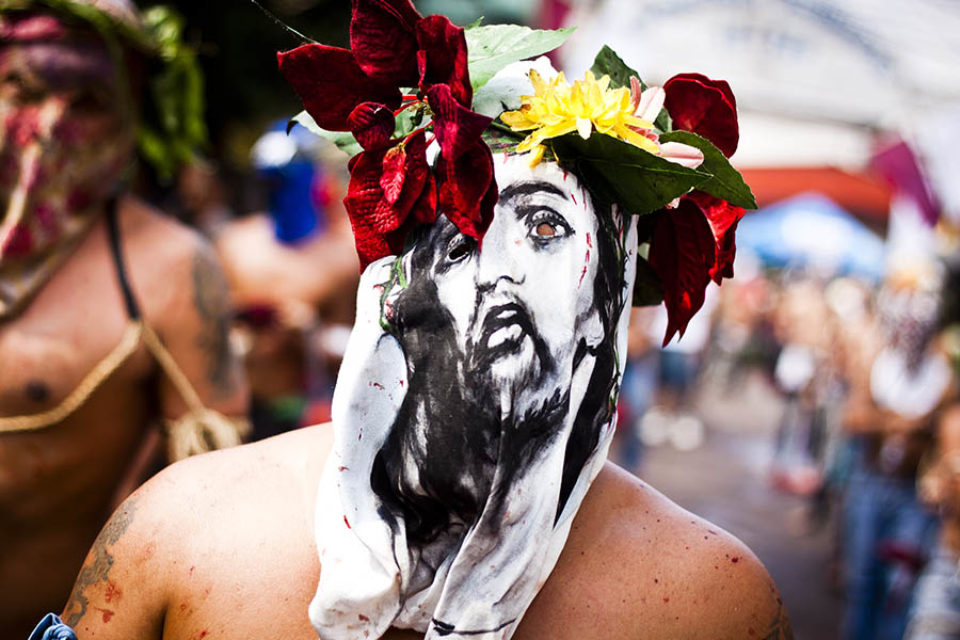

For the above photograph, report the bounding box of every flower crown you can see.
[278,0,756,345]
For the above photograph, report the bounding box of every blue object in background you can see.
[28,613,77,640]
[736,193,887,281]
[251,120,327,244]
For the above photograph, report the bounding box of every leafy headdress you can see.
[280,1,754,346]
[278,1,754,638]
[0,0,206,179]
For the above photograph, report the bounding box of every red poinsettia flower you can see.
[278,0,496,268]
[345,130,437,268]
[648,191,745,346]
[663,73,739,158]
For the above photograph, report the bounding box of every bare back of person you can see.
[60,423,792,640]
[0,197,247,636]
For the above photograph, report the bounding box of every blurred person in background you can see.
[841,255,955,640]
[0,0,248,634]
[769,274,835,497]
[214,121,359,439]
[613,305,660,469]
[639,287,718,452]
[904,248,960,640]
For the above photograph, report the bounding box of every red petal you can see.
[686,191,745,284]
[436,139,496,241]
[351,0,421,86]
[344,149,392,268]
[410,170,438,227]
[663,73,739,158]
[426,84,492,161]
[384,171,438,256]
[648,200,716,346]
[415,15,472,106]
[343,134,437,269]
[348,102,395,150]
[278,44,400,131]
[377,130,430,222]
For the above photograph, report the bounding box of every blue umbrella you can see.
[736,192,886,281]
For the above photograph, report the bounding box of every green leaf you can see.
[465,24,574,91]
[659,131,757,209]
[590,45,641,90]
[590,45,670,132]
[633,255,664,307]
[290,111,363,157]
[464,16,485,30]
[393,104,421,139]
[552,133,710,215]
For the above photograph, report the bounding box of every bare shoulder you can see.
[62,425,333,639]
[519,463,791,640]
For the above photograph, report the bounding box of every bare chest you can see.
[0,234,150,417]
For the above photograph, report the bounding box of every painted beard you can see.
[466,296,554,395]
[372,271,572,550]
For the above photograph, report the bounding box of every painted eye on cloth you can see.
[528,209,571,243]
[446,234,474,263]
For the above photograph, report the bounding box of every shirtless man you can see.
[47,4,787,636]
[54,158,790,639]
[54,425,790,640]
[0,2,247,634]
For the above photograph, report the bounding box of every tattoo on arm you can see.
[191,246,239,399]
[764,596,794,640]
[63,499,139,626]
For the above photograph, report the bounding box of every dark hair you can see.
[555,182,624,516]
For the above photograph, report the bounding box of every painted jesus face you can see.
[431,154,605,411]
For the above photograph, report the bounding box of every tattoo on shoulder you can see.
[191,246,238,398]
[764,594,793,640]
[63,498,139,626]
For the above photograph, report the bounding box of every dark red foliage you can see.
[648,199,717,346]
[435,139,496,242]
[348,102,396,150]
[427,84,493,161]
[277,44,400,132]
[663,73,739,158]
[415,15,472,106]
[278,0,494,268]
[345,130,437,269]
[351,0,422,86]
[686,191,745,284]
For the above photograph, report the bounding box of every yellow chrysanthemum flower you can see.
[501,70,660,167]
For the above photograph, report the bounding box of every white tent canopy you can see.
[560,0,960,219]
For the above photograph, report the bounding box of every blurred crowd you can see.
[611,233,960,639]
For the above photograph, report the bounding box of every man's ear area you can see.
[530,462,792,639]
